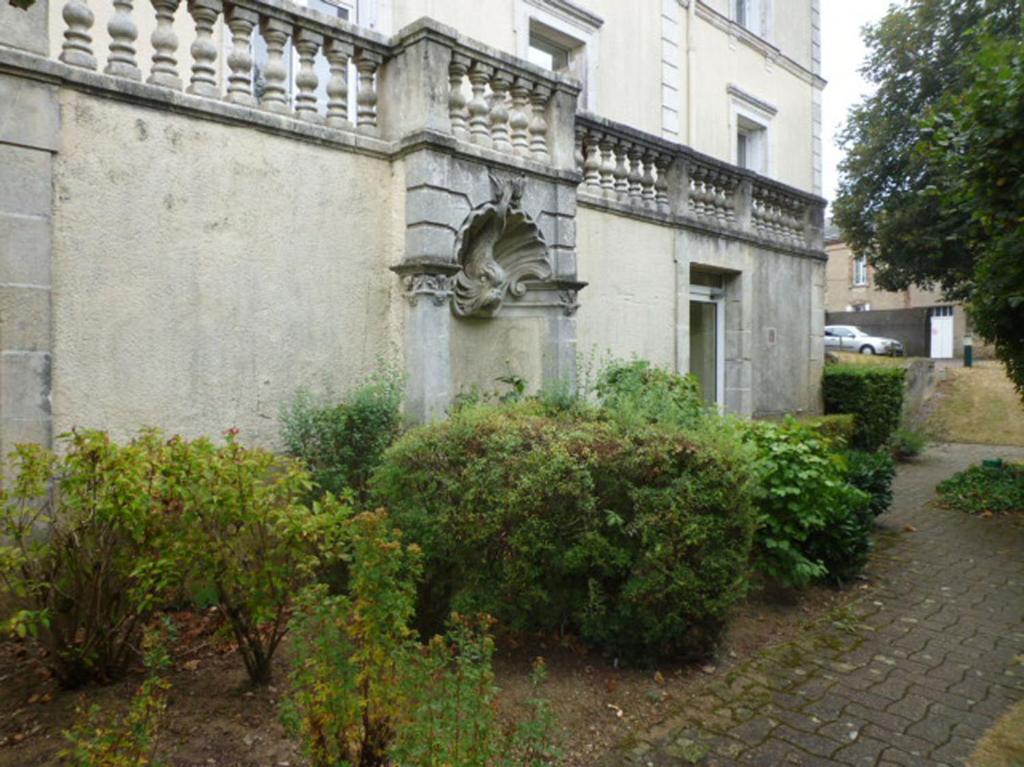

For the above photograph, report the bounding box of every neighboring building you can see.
[825,229,977,359]
[1,0,827,457]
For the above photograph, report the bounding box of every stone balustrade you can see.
[575,112,822,252]
[446,45,563,165]
[56,0,390,133]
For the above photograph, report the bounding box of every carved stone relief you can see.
[451,171,552,318]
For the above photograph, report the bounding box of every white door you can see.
[930,313,954,359]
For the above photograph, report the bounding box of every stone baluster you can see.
[448,54,470,141]
[714,174,729,226]
[489,71,513,153]
[724,178,737,224]
[148,0,181,88]
[528,83,551,163]
[574,126,585,173]
[627,145,644,200]
[105,0,140,79]
[61,0,97,69]
[355,50,382,132]
[509,77,532,157]
[467,61,493,146]
[688,167,704,216]
[224,6,257,106]
[642,150,657,202]
[259,18,292,113]
[582,130,602,189]
[614,141,631,199]
[325,38,353,128]
[294,30,323,122]
[598,134,616,192]
[655,154,671,209]
[187,0,222,97]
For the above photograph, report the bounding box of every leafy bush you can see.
[61,676,170,766]
[823,364,906,451]
[798,414,858,448]
[595,360,709,431]
[371,404,756,660]
[282,511,557,767]
[173,431,349,685]
[0,431,179,688]
[890,426,928,461]
[280,371,403,501]
[938,463,1024,515]
[744,420,873,589]
[843,449,896,518]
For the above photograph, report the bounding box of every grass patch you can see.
[832,352,914,369]
[926,362,1024,447]
[970,699,1024,767]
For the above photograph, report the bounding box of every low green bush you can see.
[594,360,709,431]
[280,371,403,501]
[823,364,906,451]
[890,426,928,462]
[843,449,896,518]
[938,463,1024,515]
[171,431,350,685]
[371,403,756,661]
[744,420,873,589]
[798,414,858,448]
[0,431,180,688]
[282,510,557,767]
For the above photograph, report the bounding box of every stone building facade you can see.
[0,0,826,456]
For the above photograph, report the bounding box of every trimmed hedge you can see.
[370,403,757,661]
[796,414,858,448]
[823,364,906,451]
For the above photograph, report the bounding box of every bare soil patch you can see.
[0,580,866,767]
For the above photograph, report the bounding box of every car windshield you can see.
[850,328,868,337]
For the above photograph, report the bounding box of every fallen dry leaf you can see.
[653,671,665,686]
[903,524,918,533]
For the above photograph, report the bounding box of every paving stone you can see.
[599,444,1024,766]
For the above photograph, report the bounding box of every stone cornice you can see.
[522,0,604,32]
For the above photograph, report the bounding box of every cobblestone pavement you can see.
[602,443,1024,766]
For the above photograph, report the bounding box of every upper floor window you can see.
[517,0,602,110]
[734,0,770,39]
[307,0,354,20]
[853,257,869,287]
[736,116,767,174]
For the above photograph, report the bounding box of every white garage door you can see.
[930,309,954,359]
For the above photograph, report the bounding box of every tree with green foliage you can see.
[833,0,1024,394]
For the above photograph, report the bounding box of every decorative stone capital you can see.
[401,273,455,307]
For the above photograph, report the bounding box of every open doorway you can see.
[690,272,726,405]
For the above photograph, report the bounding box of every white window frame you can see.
[734,0,772,41]
[729,90,774,176]
[689,283,726,408]
[853,256,869,287]
[516,0,602,111]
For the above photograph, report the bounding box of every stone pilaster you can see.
[0,2,56,457]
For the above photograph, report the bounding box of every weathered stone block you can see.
[0,0,48,56]
[0,75,60,152]
[0,286,51,351]
[0,213,51,285]
[0,145,51,217]
[0,350,51,420]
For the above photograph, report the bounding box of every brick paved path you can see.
[602,443,1024,766]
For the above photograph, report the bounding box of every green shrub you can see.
[823,364,906,451]
[0,431,180,688]
[280,371,403,501]
[282,511,557,767]
[173,431,349,685]
[843,450,896,518]
[890,426,928,461]
[371,404,756,660]
[797,414,858,448]
[744,420,872,589]
[595,360,709,431]
[938,463,1024,515]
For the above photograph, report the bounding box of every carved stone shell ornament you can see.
[451,171,552,318]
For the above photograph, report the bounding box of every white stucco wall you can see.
[51,90,403,446]
[575,206,677,369]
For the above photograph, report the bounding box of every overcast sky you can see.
[821,0,896,204]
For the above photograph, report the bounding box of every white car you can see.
[825,325,905,356]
